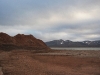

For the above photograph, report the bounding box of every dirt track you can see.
[0,50,100,75]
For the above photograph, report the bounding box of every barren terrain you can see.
[0,50,100,75]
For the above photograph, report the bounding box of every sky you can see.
[0,0,100,42]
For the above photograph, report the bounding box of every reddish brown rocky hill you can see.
[0,32,13,44]
[0,32,48,50]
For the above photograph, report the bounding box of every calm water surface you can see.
[51,47,100,50]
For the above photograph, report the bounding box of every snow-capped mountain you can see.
[45,40,100,47]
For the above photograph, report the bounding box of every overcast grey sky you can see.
[0,0,100,42]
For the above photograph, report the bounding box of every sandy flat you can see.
[0,50,100,75]
[35,50,100,58]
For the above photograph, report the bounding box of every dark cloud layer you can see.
[0,0,100,41]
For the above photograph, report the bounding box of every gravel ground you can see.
[0,50,100,75]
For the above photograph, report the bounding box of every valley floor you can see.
[0,50,100,75]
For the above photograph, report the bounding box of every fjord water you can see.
[51,47,100,50]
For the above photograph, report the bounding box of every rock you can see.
[0,67,3,75]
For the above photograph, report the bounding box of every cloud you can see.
[0,0,100,41]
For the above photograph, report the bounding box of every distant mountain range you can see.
[45,39,100,47]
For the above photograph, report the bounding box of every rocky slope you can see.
[0,32,48,50]
[45,39,100,47]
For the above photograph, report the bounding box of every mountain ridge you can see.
[45,39,100,47]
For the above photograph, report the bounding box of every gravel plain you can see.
[0,50,100,75]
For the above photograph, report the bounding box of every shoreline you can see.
[50,47,100,51]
